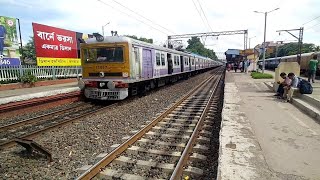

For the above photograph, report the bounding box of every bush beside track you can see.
[251,72,273,79]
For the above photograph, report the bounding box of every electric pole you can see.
[276,27,304,64]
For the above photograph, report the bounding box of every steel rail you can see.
[0,103,93,132]
[76,68,222,180]
[0,103,117,150]
[170,71,223,179]
[0,91,82,113]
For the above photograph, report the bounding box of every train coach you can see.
[78,36,222,100]
[257,52,320,74]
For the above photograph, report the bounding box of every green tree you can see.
[186,37,218,60]
[21,36,36,62]
[277,43,318,57]
[125,35,153,44]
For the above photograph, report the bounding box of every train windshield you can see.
[84,47,124,63]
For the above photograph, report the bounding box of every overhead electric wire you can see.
[191,0,210,32]
[302,15,320,26]
[97,0,168,35]
[195,0,219,50]
[305,22,320,31]
[196,0,213,32]
[110,0,175,34]
[191,0,211,46]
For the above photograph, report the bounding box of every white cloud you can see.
[4,0,320,54]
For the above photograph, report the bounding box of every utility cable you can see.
[191,0,210,32]
[110,0,175,34]
[302,15,320,26]
[97,0,168,35]
[196,0,213,32]
[196,0,217,45]
[305,22,320,31]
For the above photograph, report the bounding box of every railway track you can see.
[77,67,224,180]
[0,102,113,150]
[0,90,82,114]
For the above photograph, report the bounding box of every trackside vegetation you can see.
[251,72,273,79]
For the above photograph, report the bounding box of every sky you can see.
[1,0,320,59]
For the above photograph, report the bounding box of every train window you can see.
[134,48,139,63]
[161,53,165,66]
[192,59,194,65]
[177,56,180,65]
[84,47,124,63]
[156,53,161,66]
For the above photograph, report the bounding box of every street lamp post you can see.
[102,22,110,36]
[254,8,279,74]
[249,36,256,49]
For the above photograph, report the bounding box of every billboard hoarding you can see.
[32,23,93,66]
[33,23,78,59]
[37,57,81,66]
[0,57,21,66]
[0,16,21,64]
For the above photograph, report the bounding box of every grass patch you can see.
[251,72,273,79]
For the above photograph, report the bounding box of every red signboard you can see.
[32,23,78,58]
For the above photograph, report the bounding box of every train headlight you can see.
[99,82,106,88]
[122,72,129,77]
[107,81,116,90]
[99,72,105,77]
[78,79,85,90]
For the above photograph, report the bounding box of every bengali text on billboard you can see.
[32,22,81,66]
[0,16,21,66]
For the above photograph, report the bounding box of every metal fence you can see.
[0,65,82,81]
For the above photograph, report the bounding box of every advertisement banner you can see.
[33,23,78,58]
[32,23,92,66]
[0,57,21,66]
[0,16,20,66]
[37,57,80,66]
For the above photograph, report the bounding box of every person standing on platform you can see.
[244,59,249,73]
[234,62,238,72]
[227,63,231,72]
[308,54,319,83]
[239,61,243,72]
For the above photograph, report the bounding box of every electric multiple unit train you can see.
[78,36,223,100]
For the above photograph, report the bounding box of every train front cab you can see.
[79,42,130,100]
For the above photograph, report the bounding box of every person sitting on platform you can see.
[274,72,289,97]
[283,73,299,102]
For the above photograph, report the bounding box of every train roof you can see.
[259,51,320,61]
[84,36,215,61]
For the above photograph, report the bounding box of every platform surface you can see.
[218,71,320,180]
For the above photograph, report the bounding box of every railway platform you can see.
[218,71,320,180]
[264,70,320,123]
[0,82,80,106]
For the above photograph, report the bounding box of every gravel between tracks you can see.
[0,70,214,179]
